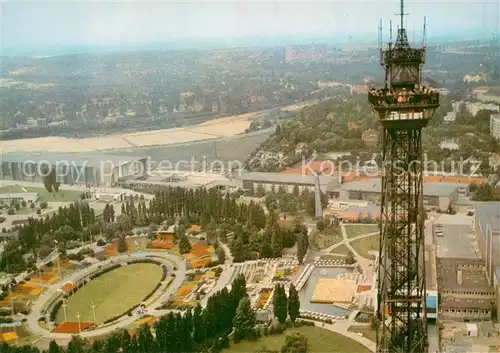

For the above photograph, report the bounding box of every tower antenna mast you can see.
[422,16,428,48]
[396,0,409,30]
[368,0,440,352]
[390,20,393,42]
[378,19,383,50]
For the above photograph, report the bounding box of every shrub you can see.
[36,209,41,215]
[97,239,106,246]
[7,208,15,215]
[0,217,5,223]
[40,202,48,210]
[50,300,63,322]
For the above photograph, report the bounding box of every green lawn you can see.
[330,243,350,255]
[344,224,379,238]
[0,185,81,202]
[350,235,380,259]
[56,263,162,325]
[348,326,376,343]
[224,326,371,353]
[313,227,343,250]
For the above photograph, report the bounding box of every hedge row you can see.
[50,300,63,322]
[88,264,121,281]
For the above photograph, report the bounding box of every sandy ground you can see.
[0,113,254,153]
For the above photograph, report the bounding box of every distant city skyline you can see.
[2,0,499,56]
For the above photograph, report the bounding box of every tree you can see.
[216,246,225,264]
[116,214,132,232]
[273,283,288,324]
[288,284,300,323]
[256,184,267,197]
[233,296,256,342]
[296,230,308,264]
[316,219,325,231]
[179,235,192,254]
[48,340,63,353]
[30,202,35,209]
[345,250,356,265]
[66,335,91,353]
[40,201,48,210]
[280,332,309,353]
[117,235,128,253]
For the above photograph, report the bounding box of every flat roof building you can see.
[0,193,39,204]
[0,151,147,188]
[437,257,495,322]
[233,171,338,193]
[123,171,234,191]
[331,178,461,211]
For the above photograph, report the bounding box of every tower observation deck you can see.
[368,1,439,353]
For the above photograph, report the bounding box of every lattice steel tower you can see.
[368,1,439,352]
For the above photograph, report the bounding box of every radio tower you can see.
[368,0,439,352]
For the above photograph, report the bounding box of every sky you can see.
[1,0,499,51]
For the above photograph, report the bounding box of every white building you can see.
[0,193,39,204]
[233,172,338,194]
[491,114,500,140]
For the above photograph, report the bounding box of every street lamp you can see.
[62,301,67,322]
[76,312,81,334]
[54,240,62,279]
[91,302,97,324]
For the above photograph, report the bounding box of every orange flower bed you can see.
[255,290,272,309]
[133,316,156,328]
[59,260,75,269]
[157,234,175,241]
[175,284,196,297]
[193,274,203,282]
[152,240,174,249]
[189,243,210,257]
[61,283,76,293]
[184,253,196,260]
[52,321,95,334]
[0,332,18,342]
[190,258,212,269]
[104,244,117,256]
[16,283,44,296]
[31,273,59,284]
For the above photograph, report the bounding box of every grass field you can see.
[348,326,376,343]
[224,326,371,353]
[55,263,162,325]
[0,185,81,202]
[350,235,380,259]
[313,227,343,250]
[330,243,350,255]
[344,224,379,238]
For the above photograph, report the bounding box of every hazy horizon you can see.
[2,0,499,57]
